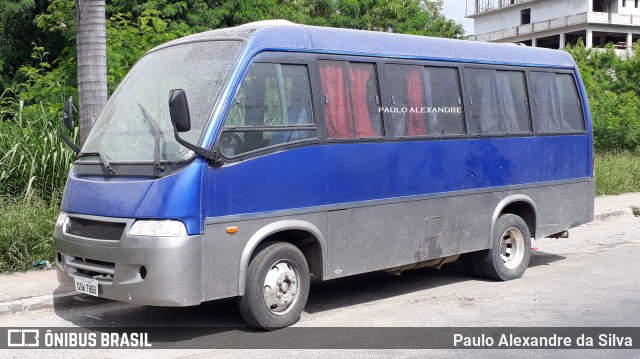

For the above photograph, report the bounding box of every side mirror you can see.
[63,97,74,131]
[61,97,80,154]
[168,89,191,133]
[167,89,222,166]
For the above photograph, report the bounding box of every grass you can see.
[594,151,640,196]
[0,102,77,202]
[0,102,72,273]
[0,196,58,273]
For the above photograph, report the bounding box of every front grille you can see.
[66,256,115,282]
[65,217,125,241]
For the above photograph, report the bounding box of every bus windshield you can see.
[81,40,243,163]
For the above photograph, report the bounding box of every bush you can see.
[566,41,640,152]
[0,196,58,273]
[594,151,640,196]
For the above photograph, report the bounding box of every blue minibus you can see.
[55,20,594,329]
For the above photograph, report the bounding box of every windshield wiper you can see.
[137,103,165,172]
[78,151,117,175]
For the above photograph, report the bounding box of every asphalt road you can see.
[1,215,639,358]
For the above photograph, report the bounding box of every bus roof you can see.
[151,21,577,69]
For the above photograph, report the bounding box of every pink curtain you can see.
[320,63,354,138]
[350,66,377,138]
[406,69,426,136]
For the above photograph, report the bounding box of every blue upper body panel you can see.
[61,23,592,235]
[203,135,591,218]
[62,159,206,234]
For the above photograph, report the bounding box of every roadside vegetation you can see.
[595,152,640,196]
[567,42,640,195]
[566,41,640,152]
[1,1,640,273]
[0,196,58,272]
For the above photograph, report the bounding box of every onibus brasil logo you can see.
[7,328,151,348]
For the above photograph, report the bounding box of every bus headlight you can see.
[128,220,187,237]
[56,213,68,228]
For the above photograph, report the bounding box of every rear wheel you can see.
[479,213,531,281]
[239,242,310,329]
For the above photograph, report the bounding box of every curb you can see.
[0,291,96,318]
[593,208,634,222]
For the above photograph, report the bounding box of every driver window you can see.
[220,62,316,157]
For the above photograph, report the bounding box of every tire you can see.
[477,214,531,281]
[238,241,310,330]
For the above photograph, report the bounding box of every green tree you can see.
[566,40,640,151]
[0,0,66,91]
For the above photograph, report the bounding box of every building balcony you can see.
[467,0,541,18]
[471,12,640,42]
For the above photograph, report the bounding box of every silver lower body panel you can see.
[55,218,202,307]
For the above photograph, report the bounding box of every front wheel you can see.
[477,214,532,281]
[239,242,310,329]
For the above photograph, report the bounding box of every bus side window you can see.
[319,61,382,139]
[385,64,425,137]
[423,66,465,136]
[529,72,585,132]
[385,64,465,137]
[220,62,316,157]
[465,68,531,135]
[349,62,383,137]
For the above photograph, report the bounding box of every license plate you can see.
[73,276,99,297]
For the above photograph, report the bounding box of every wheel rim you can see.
[500,227,525,269]
[263,260,300,316]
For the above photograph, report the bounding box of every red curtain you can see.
[349,65,377,138]
[320,63,354,138]
[406,69,426,136]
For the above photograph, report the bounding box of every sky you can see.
[441,0,475,35]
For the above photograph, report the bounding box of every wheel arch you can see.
[238,220,327,296]
[491,195,538,246]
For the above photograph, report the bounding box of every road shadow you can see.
[51,263,475,346]
[528,250,566,268]
[52,264,473,322]
[304,261,476,314]
[51,253,567,345]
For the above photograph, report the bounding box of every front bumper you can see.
[55,213,202,307]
